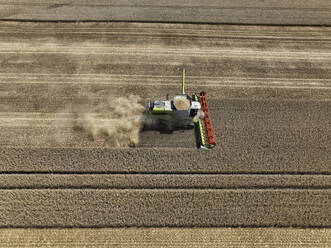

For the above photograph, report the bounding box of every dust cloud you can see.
[52,94,145,147]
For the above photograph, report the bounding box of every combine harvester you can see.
[144,69,216,149]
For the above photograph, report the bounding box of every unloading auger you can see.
[143,69,216,149]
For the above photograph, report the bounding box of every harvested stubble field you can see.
[0,21,330,234]
[0,228,330,248]
[1,0,331,25]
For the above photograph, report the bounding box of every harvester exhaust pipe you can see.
[182,68,185,94]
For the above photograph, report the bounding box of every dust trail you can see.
[74,95,145,147]
[52,95,145,148]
